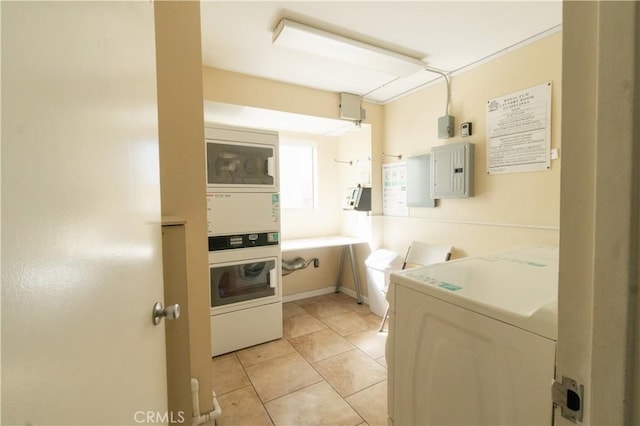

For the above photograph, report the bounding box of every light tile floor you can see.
[210,292,388,426]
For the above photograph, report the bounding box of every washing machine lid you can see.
[390,246,559,340]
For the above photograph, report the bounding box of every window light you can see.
[272,18,428,77]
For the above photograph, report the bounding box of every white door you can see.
[2,2,169,425]
[558,2,639,425]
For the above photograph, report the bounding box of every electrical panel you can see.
[430,142,474,198]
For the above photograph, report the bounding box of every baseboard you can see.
[282,286,335,303]
[338,287,369,305]
[282,286,369,305]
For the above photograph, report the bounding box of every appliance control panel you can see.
[208,232,279,251]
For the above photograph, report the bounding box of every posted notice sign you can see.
[486,82,552,174]
[382,161,408,217]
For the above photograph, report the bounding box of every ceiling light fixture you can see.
[272,18,428,77]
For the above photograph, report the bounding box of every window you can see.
[279,139,317,209]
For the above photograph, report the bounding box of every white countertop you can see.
[281,235,368,252]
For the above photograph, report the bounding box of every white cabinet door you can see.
[2,2,169,424]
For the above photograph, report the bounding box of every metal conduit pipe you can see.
[282,256,319,276]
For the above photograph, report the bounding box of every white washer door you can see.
[392,286,556,425]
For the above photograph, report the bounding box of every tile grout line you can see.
[214,294,386,426]
[297,298,386,424]
[285,307,368,426]
[233,351,279,426]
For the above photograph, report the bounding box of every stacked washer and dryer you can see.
[205,123,283,357]
[386,246,559,426]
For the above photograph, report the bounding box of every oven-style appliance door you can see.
[206,140,277,191]
[210,256,280,313]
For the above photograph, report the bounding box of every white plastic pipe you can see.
[191,378,222,426]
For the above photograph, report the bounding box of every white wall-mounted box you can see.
[340,92,366,121]
[407,154,436,208]
[430,142,474,198]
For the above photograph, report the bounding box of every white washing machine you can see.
[386,246,558,426]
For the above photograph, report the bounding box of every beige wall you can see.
[203,67,339,119]
[155,0,213,413]
[282,247,344,297]
[337,125,376,296]
[380,32,562,258]
[279,131,342,240]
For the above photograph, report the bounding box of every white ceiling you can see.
[200,1,562,105]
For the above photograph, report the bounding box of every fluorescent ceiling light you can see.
[273,18,428,77]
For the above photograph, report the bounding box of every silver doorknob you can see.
[152,302,180,326]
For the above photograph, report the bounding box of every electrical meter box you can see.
[430,142,474,198]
